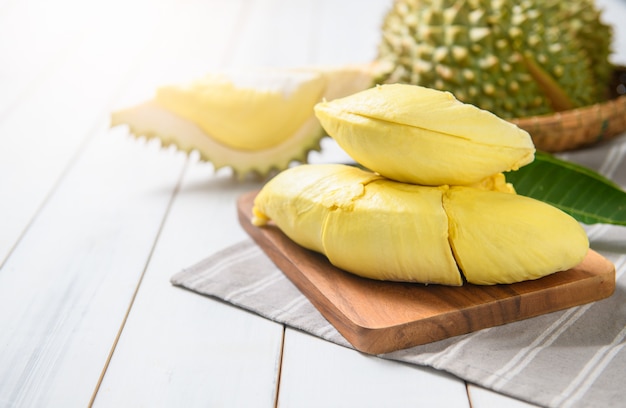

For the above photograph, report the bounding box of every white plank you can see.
[0,0,108,116]
[94,1,286,405]
[93,1,395,405]
[93,159,284,407]
[0,129,186,407]
[0,6,185,403]
[0,0,177,265]
[278,329,470,408]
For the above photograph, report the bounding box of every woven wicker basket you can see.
[509,67,626,152]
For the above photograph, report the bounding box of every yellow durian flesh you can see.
[444,186,589,285]
[314,84,535,186]
[322,179,462,285]
[111,99,324,178]
[253,164,463,286]
[110,65,376,178]
[252,164,383,253]
[155,70,326,151]
[253,164,589,286]
[469,172,516,194]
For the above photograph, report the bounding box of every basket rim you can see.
[508,68,626,151]
[510,93,626,128]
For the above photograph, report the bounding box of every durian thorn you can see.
[518,53,576,112]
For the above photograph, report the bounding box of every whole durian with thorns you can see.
[376,0,614,119]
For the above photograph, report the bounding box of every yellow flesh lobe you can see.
[155,70,326,151]
[469,173,516,194]
[111,65,377,178]
[323,179,462,285]
[315,84,536,186]
[253,164,463,285]
[443,186,589,285]
[253,164,589,286]
[252,164,383,253]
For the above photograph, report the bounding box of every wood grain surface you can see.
[238,190,616,355]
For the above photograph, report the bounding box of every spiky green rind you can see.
[563,0,614,101]
[376,0,613,119]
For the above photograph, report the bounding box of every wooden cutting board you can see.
[237,191,616,355]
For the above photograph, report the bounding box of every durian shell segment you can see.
[253,164,589,286]
[314,84,535,186]
[110,65,376,179]
[376,0,613,118]
[156,70,327,151]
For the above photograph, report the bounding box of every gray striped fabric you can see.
[171,134,626,408]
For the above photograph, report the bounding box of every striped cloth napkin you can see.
[172,134,626,408]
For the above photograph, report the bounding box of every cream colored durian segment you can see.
[315,84,535,186]
[322,179,462,285]
[443,186,589,285]
[253,164,462,286]
[154,69,327,151]
[153,64,377,151]
[252,164,384,254]
[111,65,377,179]
[110,100,323,178]
[322,84,532,148]
[469,172,516,194]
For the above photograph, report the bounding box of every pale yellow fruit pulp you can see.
[253,164,462,285]
[315,84,536,186]
[444,186,589,284]
[155,70,326,151]
[111,65,376,178]
[253,164,589,285]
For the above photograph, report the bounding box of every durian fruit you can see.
[110,65,375,178]
[315,83,535,186]
[443,185,589,285]
[252,164,589,285]
[376,0,614,119]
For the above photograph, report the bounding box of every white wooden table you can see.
[1,1,624,406]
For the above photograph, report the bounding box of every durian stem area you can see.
[519,53,576,112]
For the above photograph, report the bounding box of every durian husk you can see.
[510,66,626,152]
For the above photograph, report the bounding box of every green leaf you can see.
[505,151,626,226]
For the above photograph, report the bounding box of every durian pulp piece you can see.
[444,186,589,285]
[468,172,515,194]
[155,70,326,150]
[110,65,375,178]
[252,164,384,254]
[314,84,535,186]
[253,164,463,285]
[253,164,589,286]
[323,178,462,285]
